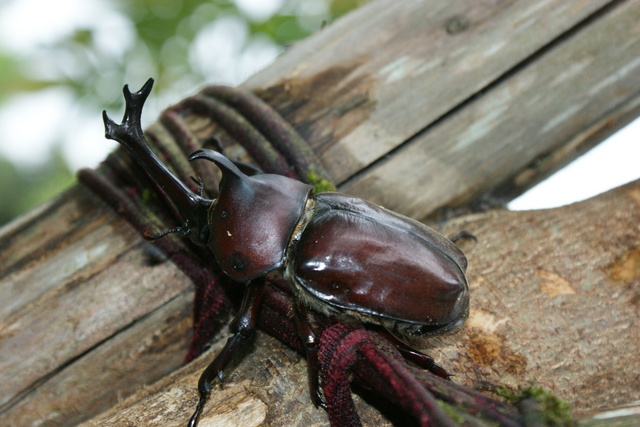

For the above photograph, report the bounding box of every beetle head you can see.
[190,149,313,282]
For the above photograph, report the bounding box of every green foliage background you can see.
[0,0,366,226]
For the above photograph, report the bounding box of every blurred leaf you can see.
[71,28,94,46]
[248,14,308,46]
[0,151,74,226]
[330,0,370,17]
[0,54,53,95]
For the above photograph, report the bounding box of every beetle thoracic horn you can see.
[189,149,246,181]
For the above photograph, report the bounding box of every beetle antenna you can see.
[143,226,188,241]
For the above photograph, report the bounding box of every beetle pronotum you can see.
[102,79,470,426]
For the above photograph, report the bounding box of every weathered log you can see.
[1,0,639,425]
[247,0,640,220]
[83,179,637,426]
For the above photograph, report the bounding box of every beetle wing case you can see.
[290,193,469,335]
[190,149,313,282]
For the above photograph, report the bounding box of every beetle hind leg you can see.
[375,328,451,379]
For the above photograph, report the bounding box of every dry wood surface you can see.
[247,0,640,220]
[84,179,640,426]
[1,0,639,425]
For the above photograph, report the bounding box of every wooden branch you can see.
[84,180,640,426]
[4,180,636,426]
[247,0,640,220]
[1,0,639,426]
[0,186,194,425]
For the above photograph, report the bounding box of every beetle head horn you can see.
[103,79,213,247]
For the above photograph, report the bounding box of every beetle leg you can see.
[143,225,185,241]
[190,174,205,197]
[293,301,326,409]
[375,329,451,379]
[188,279,266,427]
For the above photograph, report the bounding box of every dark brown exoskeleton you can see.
[102,79,470,427]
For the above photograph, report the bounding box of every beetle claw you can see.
[187,391,209,427]
[143,228,159,240]
[315,396,328,411]
[428,361,452,380]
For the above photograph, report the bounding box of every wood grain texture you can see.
[0,186,194,425]
[248,0,611,171]
[440,181,640,414]
[82,330,395,427]
[340,0,640,220]
[246,0,640,219]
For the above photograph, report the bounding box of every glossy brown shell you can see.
[190,150,313,282]
[291,193,469,329]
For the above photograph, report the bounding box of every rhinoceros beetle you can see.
[102,79,470,427]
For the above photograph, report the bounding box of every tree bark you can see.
[1,0,639,425]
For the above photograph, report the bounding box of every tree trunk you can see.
[1,0,639,425]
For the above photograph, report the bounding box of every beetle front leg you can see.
[293,301,325,409]
[188,279,266,427]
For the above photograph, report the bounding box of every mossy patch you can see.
[498,381,574,426]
